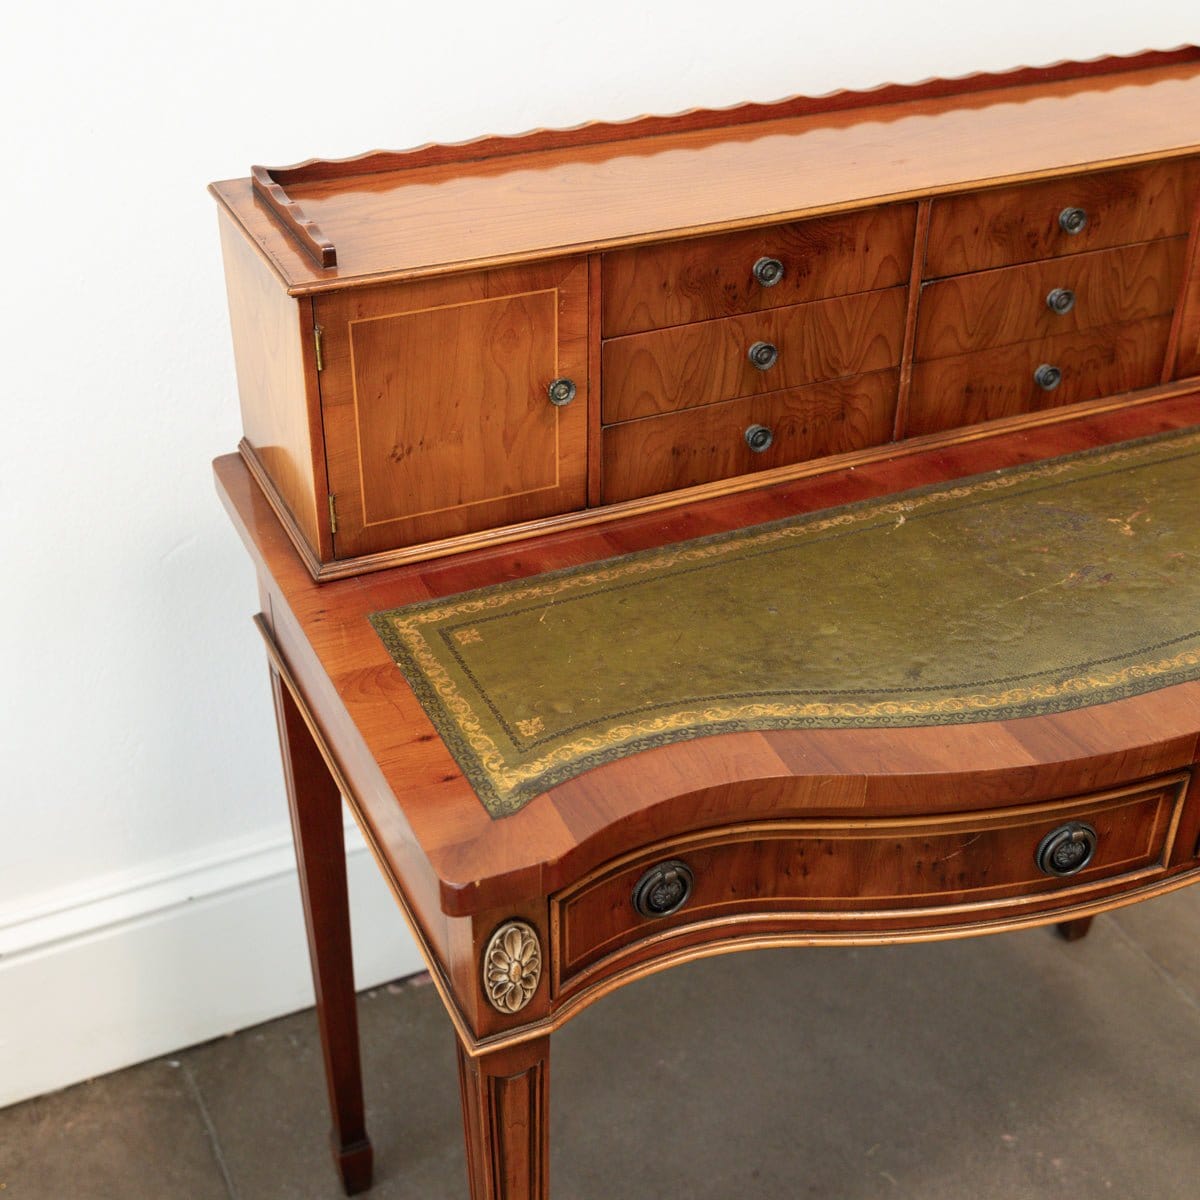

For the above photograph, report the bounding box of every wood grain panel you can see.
[905,316,1173,436]
[601,370,898,503]
[217,211,324,554]
[554,776,1186,984]
[317,260,589,558]
[602,287,906,422]
[925,158,1200,276]
[352,294,558,517]
[601,204,915,335]
[914,237,1187,361]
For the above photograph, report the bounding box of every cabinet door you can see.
[317,260,588,558]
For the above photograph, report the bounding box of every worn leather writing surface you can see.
[372,428,1200,816]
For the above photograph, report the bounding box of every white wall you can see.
[2,0,1196,1106]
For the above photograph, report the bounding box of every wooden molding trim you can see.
[250,164,338,268]
[893,199,932,439]
[256,382,1200,582]
[237,439,325,577]
[251,47,1200,270]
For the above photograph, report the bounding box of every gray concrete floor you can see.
[3,887,1200,1199]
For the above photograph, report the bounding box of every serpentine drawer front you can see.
[551,774,1192,990]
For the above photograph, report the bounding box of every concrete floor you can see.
[3,887,1199,1199]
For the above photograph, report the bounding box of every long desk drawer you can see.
[602,287,906,423]
[551,774,1190,988]
[601,204,916,336]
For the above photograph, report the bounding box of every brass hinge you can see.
[313,324,325,372]
[327,493,338,534]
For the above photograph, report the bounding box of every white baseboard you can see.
[0,813,424,1108]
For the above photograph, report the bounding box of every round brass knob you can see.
[744,423,774,453]
[1036,823,1098,877]
[1046,287,1076,315]
[1034,363,1062,391]
[547,377,577,406]
[753,256,785,287]
[748,341,779,370]
[1059,206,1088,235]
[632,860,694,918]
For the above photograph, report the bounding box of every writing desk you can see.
[216,392,1200,1199]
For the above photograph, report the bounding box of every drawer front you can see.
[906,315,1172,436]
[601,204,916,336]
[914,237,1186,361]
[601,369,898,503]
[553,775,1189,986]
[603,286,907,423]
[926,158,1200,277]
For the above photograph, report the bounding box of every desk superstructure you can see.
[213,51,1200,1197]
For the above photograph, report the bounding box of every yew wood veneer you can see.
[213,50,1200,1199]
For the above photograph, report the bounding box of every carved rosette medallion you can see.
[483,920,542,1014]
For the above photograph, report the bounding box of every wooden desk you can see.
[216,392,1200,1199]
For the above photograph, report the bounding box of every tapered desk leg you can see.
[457,1036,550,1200]
[270,665,374,1196]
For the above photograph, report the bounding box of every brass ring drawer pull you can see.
[1036,822,1098,877]
[632,860,694,918]
[1059,206,1088,235]
[753,256,785,287]
[744,423,774,453]
[1034,363,1062,391]
[748,340,779,370]
[1046,287,1076,315]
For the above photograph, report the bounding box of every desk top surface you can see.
[216,395,1200,915]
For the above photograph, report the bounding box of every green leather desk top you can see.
[371,427,1200,817]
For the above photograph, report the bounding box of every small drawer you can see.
[925,158,1200,277]
[914,237,1186,362]
[602,286,907,423]
[905,315,1173,436]
[552,774,1190,987]
[601,204,916,337]
[600,369,898,503]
